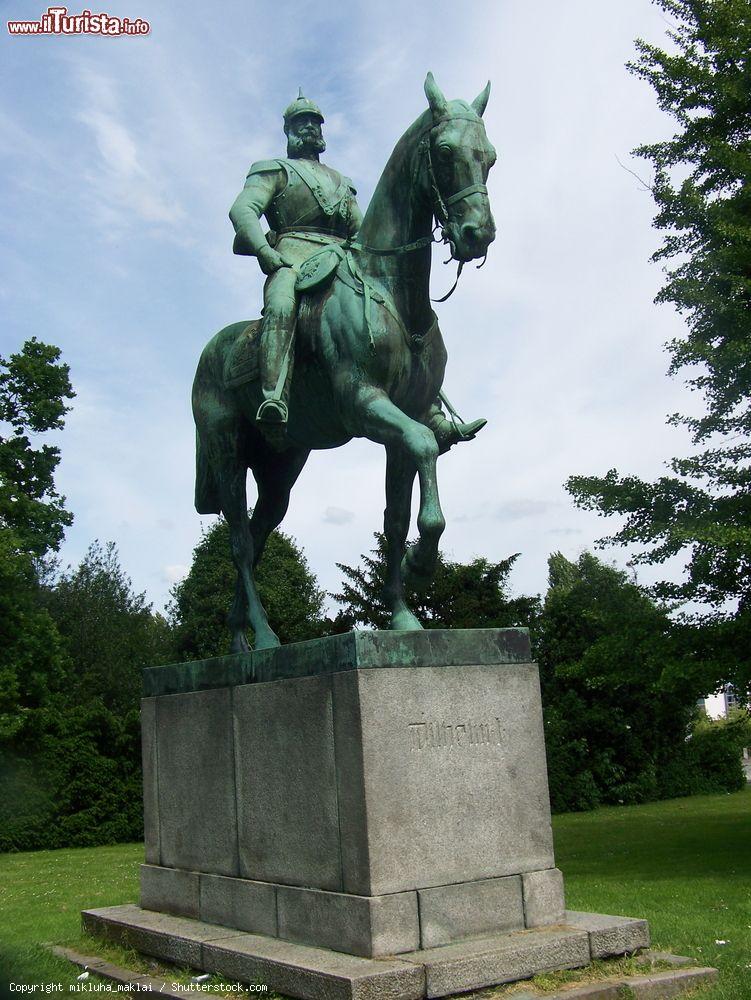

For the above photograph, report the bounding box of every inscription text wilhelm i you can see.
[409,719,503,751]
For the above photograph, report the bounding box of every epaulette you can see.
[343,175,357,194]
[246,159,285,178]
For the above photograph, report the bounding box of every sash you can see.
[283,159,350,218]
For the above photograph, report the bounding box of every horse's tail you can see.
[195,429,221,515]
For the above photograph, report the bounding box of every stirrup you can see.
[256,398,289,424]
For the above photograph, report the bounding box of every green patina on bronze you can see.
[143,628,531,696]
[192,74,497,652]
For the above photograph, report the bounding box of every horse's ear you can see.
[424,72,448,119]
[471,80,491,118]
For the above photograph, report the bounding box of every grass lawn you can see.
[0,842,143,993]
[552,787,751,999]
[0,788,748,998]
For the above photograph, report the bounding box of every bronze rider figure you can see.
[229,89,484,451]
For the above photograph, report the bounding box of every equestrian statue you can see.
[193,73,497,651]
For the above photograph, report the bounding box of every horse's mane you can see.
[358,109,430,233]
[360,101,478,237]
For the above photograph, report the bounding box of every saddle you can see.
[224,320,262,389]
[298,245,436,355]
[224,246,438,390]
[223,249,343,390]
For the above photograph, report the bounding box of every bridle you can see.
[420,113,489,234]
[349,112,491,299]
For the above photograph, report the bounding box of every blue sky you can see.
[1,0,696,613]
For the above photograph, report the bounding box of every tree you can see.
[0,540,173,851]
[45,541,173,713]
[333,533,541,632]
[0,691,145,852]
[0,338,75,556]
[685,707,749,793]
[169,519,327,658]
[0,530,69,735]
[0,340,171,850]
[0,337,73,782]
[538,552,717,811]
[566,0,751,696]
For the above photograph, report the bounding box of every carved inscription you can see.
[409,718,504,751]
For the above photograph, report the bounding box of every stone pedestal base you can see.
[87,629,652,996]
[140,629,564,956]
[139,863,566,957]
[140,629,570,957]
[141,630,554,896]
[82,904,650,999]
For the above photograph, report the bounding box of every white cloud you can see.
[323,506,355,526]
[73,65,185,233]
[77,108,141,177]
[323,507,355,524]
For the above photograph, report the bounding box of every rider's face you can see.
[292,114,322,139]
[287,114,326,157]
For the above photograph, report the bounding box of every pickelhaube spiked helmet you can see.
[283,88,324,128]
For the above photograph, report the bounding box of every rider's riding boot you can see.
[428,412,488,455]
[255,273,297,437]
[255,398,289,449]
[425,401,487,455]
[255,395,289,456]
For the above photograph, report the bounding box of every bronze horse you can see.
[192,73,497,651]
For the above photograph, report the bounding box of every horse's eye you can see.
[437,144,452,160]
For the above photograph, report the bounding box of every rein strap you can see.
[350,235,433,256]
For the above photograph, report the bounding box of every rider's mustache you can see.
[287,132,326,154]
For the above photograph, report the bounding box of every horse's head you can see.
[423,72,497,263]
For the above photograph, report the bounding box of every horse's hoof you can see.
[231,632,251,653]
[390,608,423,631]
[401,549,434,594]
[254,629,281,651]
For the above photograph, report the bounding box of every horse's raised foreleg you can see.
[384,444,422,630]
[356,389,445,600]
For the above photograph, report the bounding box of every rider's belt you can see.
[268,229,347,247]
[277,227,346,237]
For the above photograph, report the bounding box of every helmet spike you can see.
[283,91,324,128]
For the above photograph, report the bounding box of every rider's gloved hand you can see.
[257,245,294,276]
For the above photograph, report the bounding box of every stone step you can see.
[499,965,718,1000]
[81,904,649,1000]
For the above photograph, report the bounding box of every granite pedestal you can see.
[84,630,651,996]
